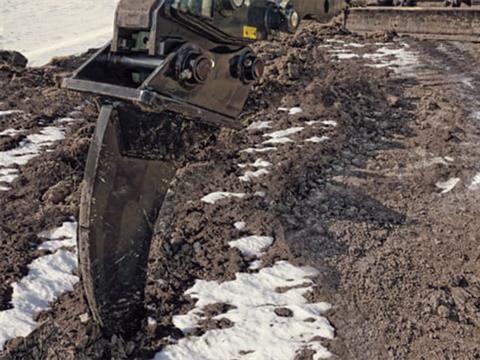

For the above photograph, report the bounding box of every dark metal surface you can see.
[79,104,176,333]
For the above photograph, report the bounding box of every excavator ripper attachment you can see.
[79,104,176,334]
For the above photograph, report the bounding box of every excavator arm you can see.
[63,0,342,335]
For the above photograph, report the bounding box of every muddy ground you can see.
[0,22,479,359]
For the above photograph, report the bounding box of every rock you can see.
[387,94,400,107]
[79,312,90,323]
[287,63,300,80]
[147,317,158,334]
[41,180,71,204]
[274,307,294,317]
[437,304,451,318]
[0,51,28,68]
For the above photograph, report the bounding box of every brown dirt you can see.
[0,23,479,359]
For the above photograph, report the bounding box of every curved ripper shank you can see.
[79,104,176,333]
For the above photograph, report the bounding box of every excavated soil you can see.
[0,22,479,359]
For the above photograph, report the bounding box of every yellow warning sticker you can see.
[243,26,257,40]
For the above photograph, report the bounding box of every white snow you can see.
[278,107,303,115]
[238,159,272,170]
[249,259,263,270]
[469,173,480,190]
[336,53,359,60]
[288,107,303,115]
[254,191,267,198]
[346,43,366,48]
[0,110,24,117]
[436,178,460,194]
[306,136,330,144]
[264,127,304,140]
[37,221,77,252]
[0,221,78,350]
[147,317,158,329]
[247,121,272,131]
[239,169,270,182]
[201,192,246,204]
[263,137,294,145]
[262,127,304,145]
[0,126,65,190]
[363,46,418,74]
[251,159,272,168]
[234,221,246,231]
[3,0,118,66]
[155,261,334,360]
[474,111,480,121]
[322,120,338,127]
[0,168,19,184]
[0,127,65,167]
[240,147,277,154]
[0,128,24,137]
[229,236,274,257]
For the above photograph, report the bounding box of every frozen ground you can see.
[1,0,118,66]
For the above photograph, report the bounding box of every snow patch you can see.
[37,221,77,251]
[234,221,246,231]
[436,178,460,194]
[262,127,303,145]
[249,259,263,270]
[469,173,480,190]
[155,261,333,360]
[0,168,19,185]
[0,126,65,191]
[363,46,418,75]
[247,121,272,131]
[322,120,338,127]
[278,107,303,115]
[336,53,359,60]
[240,147,277,154]
[201,192,246,204]
[346,43,366,48]
[251,159,272,168]
[0,221,78,350]
[263,137,294,145]
[3,0,118,66]
[0,110,24,117]
[306,136,330,144]
[0,128,24,137]
[239,169,270,182]
[229,236,274,257]
[255,191,267,198]
[238,159,272,169]
[264,127,304,139]
[288,107,303,115]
